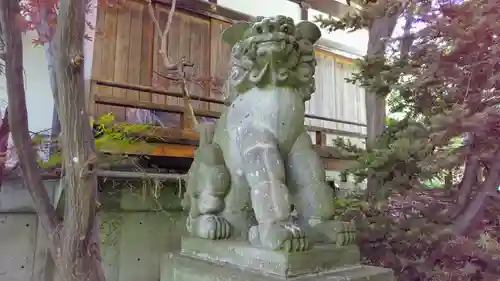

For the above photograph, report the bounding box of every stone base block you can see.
[160,237,394,281]
[161,253,393,281]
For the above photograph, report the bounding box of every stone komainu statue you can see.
[182,15,355,252]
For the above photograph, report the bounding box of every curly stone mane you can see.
[221,15,322,104]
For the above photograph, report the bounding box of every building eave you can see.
[316,37,365,59]
[289,0,362,20]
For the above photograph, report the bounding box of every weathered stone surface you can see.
[168,14,394,281]
[161,252,394,281]
[180,237,360,277]
[183,14,356,253]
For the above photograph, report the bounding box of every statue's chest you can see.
[225,88,305,142]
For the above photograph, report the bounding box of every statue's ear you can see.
[295,21,322,44]
[222,22,251,46]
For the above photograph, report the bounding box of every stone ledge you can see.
[180,237,361,278]
[161,252,394,281]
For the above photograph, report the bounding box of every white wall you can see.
[216,0,368,57]
[84,0,98,103]
[0,31,54,134]
[308,8,368,56]
[218,0,302,23]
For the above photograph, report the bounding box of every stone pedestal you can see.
[160,237,394,281]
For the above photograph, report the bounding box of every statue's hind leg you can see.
[286,131,356,246]
[186,158,232,240]
[185,124,232,240]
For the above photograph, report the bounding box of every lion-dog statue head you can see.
[221,15,322,105]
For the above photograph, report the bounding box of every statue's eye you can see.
[255,25,263,34]
[280,25,291,34]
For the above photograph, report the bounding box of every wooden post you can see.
[315,130,326,146]
[178,58,197,130]
[88,80,97,118]
[299,1,310,20]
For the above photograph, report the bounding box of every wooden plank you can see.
[318,54,334,130]
[139,3,154,116]
[152,143,196,157]
[152,5,169,106]
[152,0,251,23]
[102,141,353,164]
[95,95,220,118]
[170,11,191,107]
[113,5,132,121]
[89,81,97,117]
[125,2,144,122]
[91,4,107,116]
[334,61,346,132]
[94,79,222,104]
[209,19,232,112]
[307,52,325,128]
[91,4,106,78]
[102,142,197,158]
[151,7,214,128]
[97,5,119,116]
[187,14,211,111]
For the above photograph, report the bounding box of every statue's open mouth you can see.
[256,40,288,57]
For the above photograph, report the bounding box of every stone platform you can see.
[160,237,394,281]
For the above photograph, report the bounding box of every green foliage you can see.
[334,117,438,197]
[332,195,367,220]
[324,0,500,279]
[92,112,152,151]
[38,113,153,168]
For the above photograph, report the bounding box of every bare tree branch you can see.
[0,0,60,256]
[147,0,198,128]
[147,0,177,70]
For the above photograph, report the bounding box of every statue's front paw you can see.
[309,220,356,246]
[190,214,231,240]
[249,222,309,252]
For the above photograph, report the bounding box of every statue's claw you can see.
[335,221,357,246]
[307,220,357,246]
[190,214,231,240]
[249,221,310,252]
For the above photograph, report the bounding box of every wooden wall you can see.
[91,1,231,125]
[306,51,367,148]
[90,1,366,144]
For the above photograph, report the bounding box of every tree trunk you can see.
[1,1,105,280]
[53,0,105,279]
[447,155,479,219]
[364,8,402,202]
[0,107,10,189]
[452,155,500,235]
[0,0,61,257]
